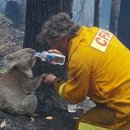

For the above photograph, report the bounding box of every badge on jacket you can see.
[90,29,113,53]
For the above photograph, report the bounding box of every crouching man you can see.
[38,12,130,130]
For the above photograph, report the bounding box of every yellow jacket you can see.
[54,26,130,114]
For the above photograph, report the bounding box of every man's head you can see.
[38,12,80,55]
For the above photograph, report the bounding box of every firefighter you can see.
[38,12,130,130]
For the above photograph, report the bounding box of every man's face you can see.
[46,38,68,56]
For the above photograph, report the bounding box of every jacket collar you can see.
[68,26,87,63]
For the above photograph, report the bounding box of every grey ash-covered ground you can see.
[0,86,95,130]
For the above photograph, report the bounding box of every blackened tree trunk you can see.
[117,0,130,49]
[93,0,100,27]
[109,0,121,35]
[24,0,73,77]
[23,0,74,114]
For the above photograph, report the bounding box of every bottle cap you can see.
[36,52,41,57]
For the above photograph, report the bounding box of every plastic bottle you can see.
[36,51,65,65]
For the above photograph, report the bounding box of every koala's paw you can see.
[27,113,39,117]
[41,74,48,79]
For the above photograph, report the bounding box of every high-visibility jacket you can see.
[54,26,130,114]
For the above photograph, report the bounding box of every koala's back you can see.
[0,68,28,113]
[0,48,39,115]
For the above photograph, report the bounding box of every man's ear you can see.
[60,34,66,39]
[60,34,68,42]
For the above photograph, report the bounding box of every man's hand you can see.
[43,74,56,85]
[48,49,62,54]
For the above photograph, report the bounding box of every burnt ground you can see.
[0,84,95,130]
[0,108,75,130]
[0,110,75,130]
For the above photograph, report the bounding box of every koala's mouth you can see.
[32,54,36,60]
[30,53,36,68]
[32,57,36,67]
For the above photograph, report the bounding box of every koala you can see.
[0,48,46,116]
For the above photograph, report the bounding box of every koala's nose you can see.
[30,50,36,59]
[31,54,36,60]
[30,49,36,55]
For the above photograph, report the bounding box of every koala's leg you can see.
[15,94,37,115]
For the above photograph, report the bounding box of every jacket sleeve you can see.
[54,51,91,104]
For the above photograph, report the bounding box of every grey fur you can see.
[0,48,46,116]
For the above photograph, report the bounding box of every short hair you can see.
[38,12,80,42]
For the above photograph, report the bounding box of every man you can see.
[38,12,130,130]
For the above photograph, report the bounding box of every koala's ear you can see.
[4,55,13,61]
[4,55,18,69]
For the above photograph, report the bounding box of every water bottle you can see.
[36,51,65,65]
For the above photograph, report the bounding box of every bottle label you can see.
[46,54,53,62]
